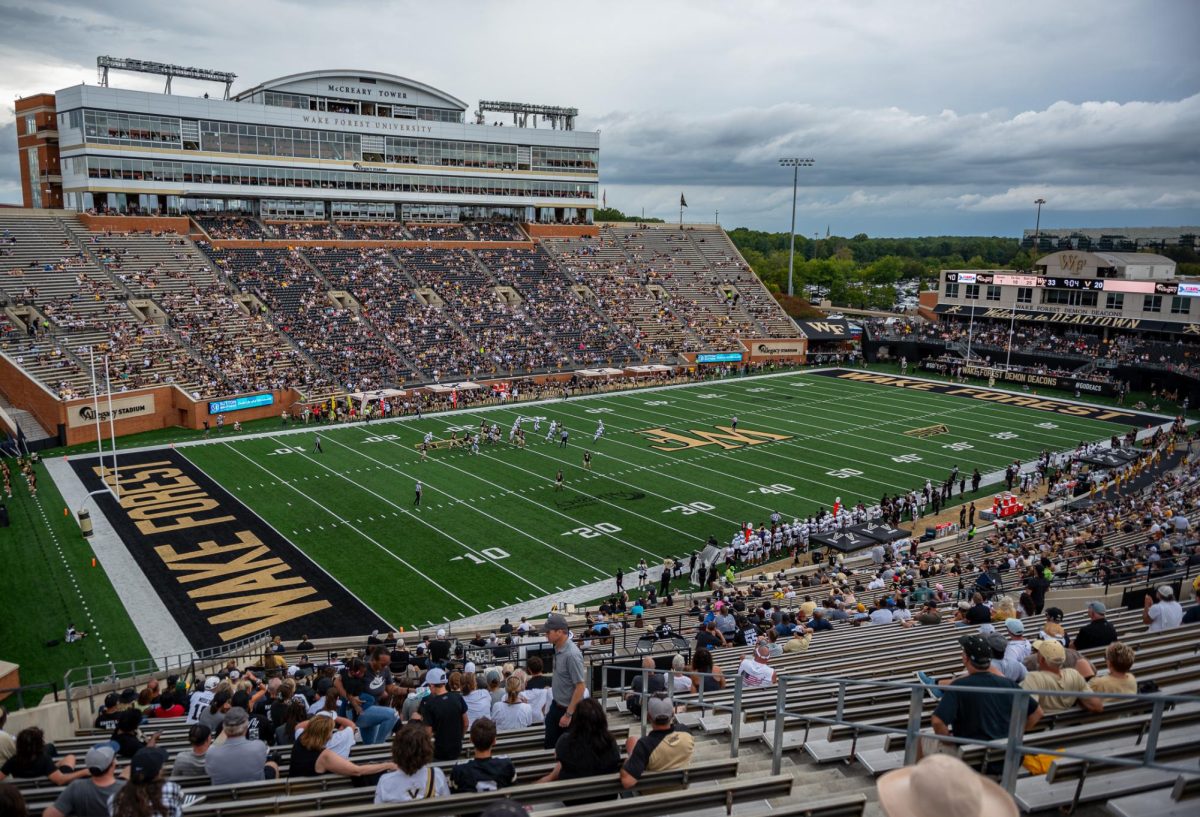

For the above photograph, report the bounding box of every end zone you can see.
[69,448,389,647]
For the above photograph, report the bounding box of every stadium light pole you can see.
[779,158,814,297]
[1009,197,1047,371]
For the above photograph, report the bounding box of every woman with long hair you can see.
[462,672,492,728]
[490,675,533,732]
[536,698,620,787]
[288,715,396,780]
[274,699,309,747]
[690,647,726,692]
[0,783,27,817]
[0,727,87,785]
[109,747,182,817]
[374,723,449,802]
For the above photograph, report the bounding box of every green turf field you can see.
[173,368,1153,631]
[0,459,150,693]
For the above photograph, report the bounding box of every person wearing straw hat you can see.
[878,754,1018,817]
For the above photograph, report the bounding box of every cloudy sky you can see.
[2,0,1197,236]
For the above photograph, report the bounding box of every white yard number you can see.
[1035,422,1058,429]
[990,432,1019,440]
[893,453,922,463]
[827,468,863,479]
[644,400,671,406]
[746,387,771,393]
[753,483,795,495]
[363,434,401,442]
[454,547,511,564]
[664,501,716,515]
[790,382,810,388]
[269,446,306,455]
[943,442,974,451]
[585,407,614,414]
[562,522,622,539]
[696,393,722,399]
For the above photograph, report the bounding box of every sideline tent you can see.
[426,381,483,393]
[576,368,625,377]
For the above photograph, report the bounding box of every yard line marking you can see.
[219,443,482,613]
[322,431,628,571]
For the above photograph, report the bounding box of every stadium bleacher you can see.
[4,427,1195,817]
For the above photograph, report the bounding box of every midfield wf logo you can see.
[635,425,792,452]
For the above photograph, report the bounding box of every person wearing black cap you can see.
[541,613,585,751]
[109,747,184,817]
[93,694,123,732]
[44,744,124,817]
[925,635,1042,761]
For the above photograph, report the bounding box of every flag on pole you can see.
[680,193,688,208]
[602,189,607,209]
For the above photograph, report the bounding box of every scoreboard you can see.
[946,271,1198,296]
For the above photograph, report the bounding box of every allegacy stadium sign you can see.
[750,339,807,358]
[68,394,156,428]
[71,448,388,645]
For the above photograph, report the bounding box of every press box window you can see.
[985,285,1001,301]
[1104,293,1124,310]
[1143,295,1162,313]
[1170,296,1190,315]
[945,282,959,299]
[964,284,980,300]
[1016,287,1033,305]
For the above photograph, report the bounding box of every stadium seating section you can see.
[1,211,797,401]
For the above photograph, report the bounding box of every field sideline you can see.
[126,367,1161,633]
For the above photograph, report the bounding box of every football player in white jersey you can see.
[593,420,605,442]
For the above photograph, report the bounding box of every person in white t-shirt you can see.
[1144,585,1183,632]
[490,676,533,732]
[737,644,777,687]
[186,677,219,724]
[375,723,450,803]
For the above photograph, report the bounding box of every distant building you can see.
[936,250,1200,334]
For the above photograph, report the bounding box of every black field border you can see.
[70,448,390,646]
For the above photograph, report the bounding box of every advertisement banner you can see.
[68,393,156,428]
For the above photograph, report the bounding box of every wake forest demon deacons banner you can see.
[71,449,388,645]
[812,370,1164,428]
[920,360,1123,397]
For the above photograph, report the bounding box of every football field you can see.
[135,367,1158,634]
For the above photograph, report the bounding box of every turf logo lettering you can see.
[636,425,791,452]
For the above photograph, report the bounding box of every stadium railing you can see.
[61,629,272,724]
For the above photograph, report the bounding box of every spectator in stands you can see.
[198,689,230,735]
[462,671,493,729]
[1020,641,1101,713]
[1087,642,1138,696]
[450,718,517,794]
[964,593,992,625]
[375,723,450,803]
[522,657,552,724]
[536,698,621,801]
[491,676,533,732]
[169,724,211,779]
[274,700,308,747]
[878,753,1018,817]
[542,613,586,751]
[689,647,726,692]
[412,668,468,762]
[43,744,124,817]
[0,783,26,817]
[1072,601,1118,650]
[695,620,726,649]
[109,747,183,817]
[204,707,279,784]
[981,631,1027,684]
[926,635,1041,763]
[737,644,777,687]
[110,709,159,759]
[625,657,665,718]
[335,652,401,744]
[1143,584,1183,631]
[0,708,12,766]
[289,712,396,780]
[620,694,695,790]
[1001,618,1031,665]
[91,695,122,733]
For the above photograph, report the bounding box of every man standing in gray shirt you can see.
[204,707,279,784]
[170,724,212,779]
[44,744,124,817]
[542,613,586,749]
